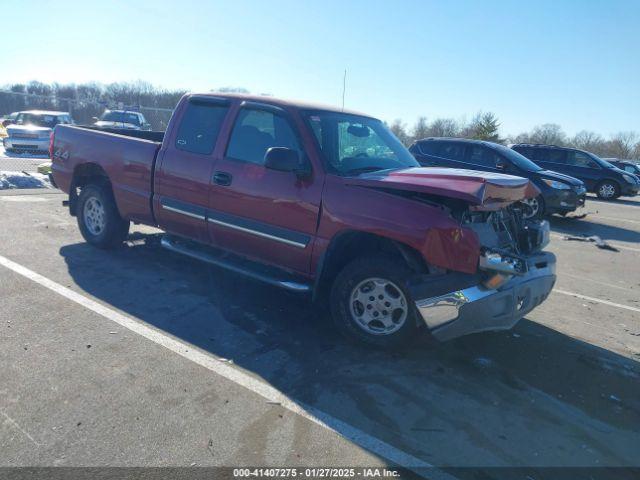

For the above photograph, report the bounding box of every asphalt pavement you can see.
[0,190,638,478]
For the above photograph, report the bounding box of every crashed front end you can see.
[411,196,556,341]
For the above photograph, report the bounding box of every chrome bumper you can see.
[414,251,556,341]
[3,137,49,151]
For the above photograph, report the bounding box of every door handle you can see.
[213,171,232,186]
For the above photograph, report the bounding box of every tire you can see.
[77,183,129,249]
[521,195,545,219]
[330,256,419,349]
[596,180,620,200]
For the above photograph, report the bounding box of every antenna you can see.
[341,69,347,111]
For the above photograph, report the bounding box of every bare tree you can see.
[411,116,429,142]
[606,131,638,159]
[389,119,411,146]
[427,118,460,138]
[528,124,566,145]
[571,130,604,153]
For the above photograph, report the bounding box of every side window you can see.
[175,101,229,155]
[531,148,549,162]
[546,149,567,164]
[624,165,635,173]
[440,142,466,161]
[418,141,440,155]
[568,151,599,168]
[515,147,533,159]
[468,146,494,166]
[226,109,301,165]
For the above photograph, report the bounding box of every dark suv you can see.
[511,144,640,200]
[409,138,586,219]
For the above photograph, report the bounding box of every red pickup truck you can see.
[50,93,556,348]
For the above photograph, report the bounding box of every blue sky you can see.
[4,0,639,136]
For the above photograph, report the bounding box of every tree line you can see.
[1,81,637,160]
[388,113,640,160]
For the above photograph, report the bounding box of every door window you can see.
[467,146,502,167]
[539,149,567,164]
[567,151,599,169]
[175,100,229,155]
[439,142,466,161]
[418,140,440,155]
[226,109,301,165]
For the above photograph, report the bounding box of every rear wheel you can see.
[596,180,619,200]
[77,184,129,249]
[330,257,419,349]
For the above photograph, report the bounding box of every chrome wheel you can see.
[83,197,106,235]
[521,197,540,219]
[598,183,616,199]
[349,277,408,335]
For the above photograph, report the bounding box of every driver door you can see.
[207,102,322,275]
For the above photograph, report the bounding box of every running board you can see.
[160,235,311,293]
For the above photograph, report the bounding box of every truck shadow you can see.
[59,234,640,469]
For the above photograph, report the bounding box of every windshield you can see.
[588,152,615,168]
[303,111,418,175]
[16,113,58,128]
[100,111,141,125]
[494,144,543,172]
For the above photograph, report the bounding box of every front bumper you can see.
[3,137,49,152]
[620,183,640,197]
[544,187,586,214]
[411,251,556,341]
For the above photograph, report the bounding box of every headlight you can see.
[622,174,637,184]
[542,179,571,190]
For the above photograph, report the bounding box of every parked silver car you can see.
[3,110,74,154]
[93,110,151,130]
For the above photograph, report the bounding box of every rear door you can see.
[207,102,322,274]
[153,96,230,243]
[532,147,570,175]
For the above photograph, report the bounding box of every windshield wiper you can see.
[343,166,390,175]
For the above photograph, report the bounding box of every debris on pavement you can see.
[562,234,619,252]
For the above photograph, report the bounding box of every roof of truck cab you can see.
[18,110,68,116]
[188,93,372,118]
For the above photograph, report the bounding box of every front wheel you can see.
[77,184,130,249]
[520,195,545,219]
[596,180,620,200]
[330,257,419,349]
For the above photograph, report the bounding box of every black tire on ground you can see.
[595,180,620,200]
[77,183,130,249]
[330,256,420,349]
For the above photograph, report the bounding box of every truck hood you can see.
[6,125,51,135]
[94,120,140,130]
[344,167,539,206]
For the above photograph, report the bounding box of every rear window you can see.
[418,140,440,155]
[175,101,229,155]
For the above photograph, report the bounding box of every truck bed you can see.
[51,125,162,226]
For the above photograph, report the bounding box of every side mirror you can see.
[264,147,310,178]
[495,159,508,171]
[92,117,99,122]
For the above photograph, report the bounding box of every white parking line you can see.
[0,254,450,479]
[554,289,640,314]
[596,215,640,225]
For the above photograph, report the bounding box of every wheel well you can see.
[313,231,428,302]
[69,163,111,216]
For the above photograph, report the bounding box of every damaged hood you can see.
[344,167,539,206]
